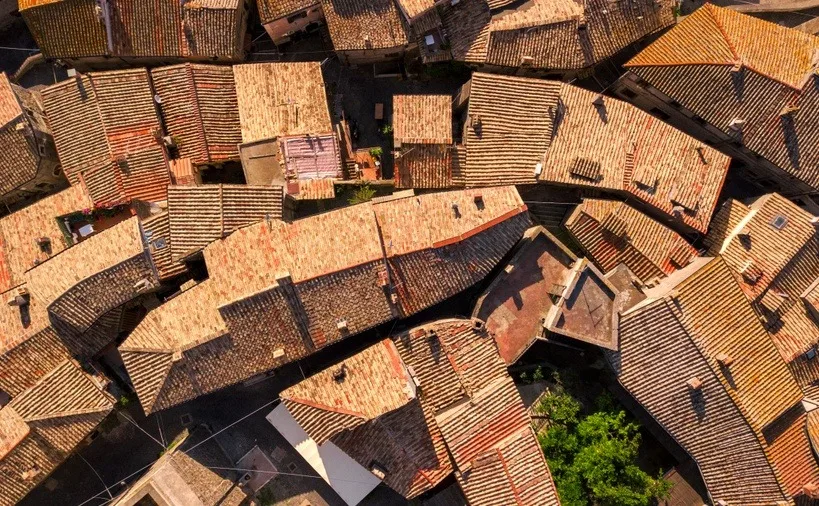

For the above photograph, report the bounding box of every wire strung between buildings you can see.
[74,397,282,506]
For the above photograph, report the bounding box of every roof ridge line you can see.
[705,3,739,62]
[283,396,369,420]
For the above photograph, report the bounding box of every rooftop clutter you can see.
[119,186,531,414]
[40,62,343,206]
[19,0,247,66]
[440,0,675,73]
[622,4,819,196]
[401,73,731,235]
[271,318,560,506]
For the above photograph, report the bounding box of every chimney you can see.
[728,118,745,131]
[336,319,348,331]
[780,104,800,116]
[521,55,534,66]
[687,377,702,390]
[803,482,819,499]
[333,364,348,382]
[716,352,733,367]
[592,94,605,107]
[695,146,708,164]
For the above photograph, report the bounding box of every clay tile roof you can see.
[616,292,791,504]
[0,406,28,460]
[41,69,171,205]
[764,406,819,498]
[542,84,729,234]
[19,0,108,59]
[0,359,113,504]
[24,217,145,306]
[627,4,819,90]
[394,319,560,505]
[20,0,245,60]
[565,199,698,283]
[320,0,410,51]
[706,194,819,371]
[373,185,524,257]
[0,73,44,198]
[443,0,674,70]
[166,184,284,261]
[233,62,333,144]
[0,186,93,294]
[462,73,561,186]
[140,212,187,281]
[282,337,453,499]
[150,64,242,166]
[645,258,804,432]
[395,0,434,19]
[625,5,819,191]
[257,0,319,24]
[0,73,22,127]
[121,188,529,414]
[282,339,412,423]
[393,95,452,145]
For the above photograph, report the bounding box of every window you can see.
[619,88,637,100]
[286,11,307,23]
[770,214,788,230]
[806,347,816,360]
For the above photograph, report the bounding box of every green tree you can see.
[538,393,672,506]
[348,184,376,205]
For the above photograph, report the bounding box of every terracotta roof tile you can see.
[0,359,112,505]
[628,4,819,90]
[257,0,319,24]
[19,0,108,59]
[282,340,412,421]
[0,186,93,294]
[396,319,560,505]
[21,0,245,60]
[321,0,410,51]
[395,0,434,20]
[764,406,819,498]
[0,406,28,461]
[282,338,452,498]
[443,0,674,70]
[615,295,790,504]
[42,70,171,205]
[566,199,697,283]
[233,62,333,144]
[668,258,803,432]
[393,95,452,145]
[0,73,22,127]
[542,85,728,234]
[462,73,560,186]
[626,5,819,192]
[707,194,819,367]
[151,64,242,166]
[167,184,284,261]
[121,188,528,413]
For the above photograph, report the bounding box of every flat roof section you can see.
[474,226,622,364]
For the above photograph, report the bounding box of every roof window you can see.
[770,215,788,230]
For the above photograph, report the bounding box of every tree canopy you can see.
[537,392,672,506]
